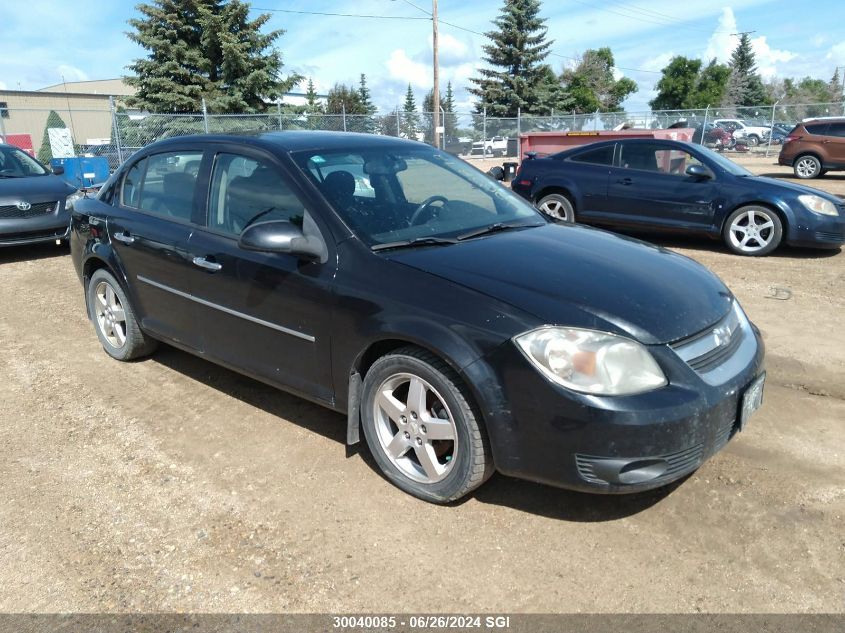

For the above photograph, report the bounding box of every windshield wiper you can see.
[0,174,24,179]
[371,236,459,252]
[456,220,544,241]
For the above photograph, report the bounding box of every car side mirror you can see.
[487,166,505,181]
[686,164,714,179]
[52,165,65,176]
[238,220,324,261]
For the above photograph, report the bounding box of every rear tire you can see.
[536,193,575,223]
[794,155,822,179]
[723,205,783,256]
[360,347,493,503]
[87,269,157,361]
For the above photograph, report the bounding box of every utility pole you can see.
[432,0,440,150]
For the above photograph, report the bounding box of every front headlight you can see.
[514,327,667,396]
[798,194,838,217]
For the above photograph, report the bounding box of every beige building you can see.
[0,79,135,148]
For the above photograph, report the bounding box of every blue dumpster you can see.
[50,157,110,189]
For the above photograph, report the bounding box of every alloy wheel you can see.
[372,372,458,484]
[795,157,820,178]
[539,197,573,222]
[94,281,127,348]
[727,209,776,253]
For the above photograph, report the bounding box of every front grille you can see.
[815,230,845,243]
[575,443,704,486]
[0,201,58,219]
[671,305,744,375]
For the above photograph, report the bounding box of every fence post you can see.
[109,96,124,165]
[765,101,778,158]
[201,98,209,134]
[517,107,521,138]
[700,105,710,146]
[396,109,401,137]
[342,104,347,132]
[277,100,283,130]
[0,105,7,143]
[482,106,487,143]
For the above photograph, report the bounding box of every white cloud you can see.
[0,81,6,90]
[751,36,796,79]
[642,52,675,73]
[56,65,89,83]
[827,41,845,61]
[385,49,431,89]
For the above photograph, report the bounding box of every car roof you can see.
[147,130,424,154]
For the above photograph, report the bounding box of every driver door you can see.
[185,149,337,403]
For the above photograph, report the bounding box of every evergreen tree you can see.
[724,33,769,106]
[561,48,637,113]
[443,81,459,137]
[357,74,378,133]
[126,0,300,113]
[401,84,420,139]
[37,111,68,164]
[829,68,843,102]
[325,84,365,115]
[468,0,553,117]
[304,78,321,111]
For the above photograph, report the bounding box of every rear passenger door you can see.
[822,122,845,165]
[186,149,337,403]
[108,148,206,348]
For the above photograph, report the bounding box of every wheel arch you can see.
[719,200,790,234]
[533,184,577,210]
[345,335,493,448]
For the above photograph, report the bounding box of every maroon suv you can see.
[778,118,845,179]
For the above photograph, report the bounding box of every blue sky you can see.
[1,0,843,112]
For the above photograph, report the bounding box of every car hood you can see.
[751,176,842,203]
[385,224,733,345]
[0,174,76,203]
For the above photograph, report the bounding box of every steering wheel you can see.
[409,195,448,226]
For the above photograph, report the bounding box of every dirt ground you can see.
[0,157,843,614]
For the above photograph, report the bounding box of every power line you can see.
[568,0,735,35]
[253,7,429,20]
[254,4,664,75]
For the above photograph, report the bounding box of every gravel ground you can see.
[0,158,843,613]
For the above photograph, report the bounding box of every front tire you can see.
[746,134,760,147]
[536,193,575,222]
[87,269,157,360]
[360,347,493,503]
[794,155,822,179]
[723,205,783,256]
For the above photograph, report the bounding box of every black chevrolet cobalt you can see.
[70,132,765,503]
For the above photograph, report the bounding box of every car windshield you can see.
[0,146,48,177]
[698,145,754,176]
[292,146,543,247]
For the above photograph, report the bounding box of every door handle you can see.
[113,231,135,244]
[616,177,633,185]
[192,256,223,272]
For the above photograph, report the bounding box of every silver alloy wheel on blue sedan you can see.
[537,193,574,223]
[94,281,127,349]
[723,205,783,256]
[373,372,458,484]
[360,347,493,503]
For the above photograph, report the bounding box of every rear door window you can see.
[825,122,845,138]
[568,144,615,166]
[120,151,203,222]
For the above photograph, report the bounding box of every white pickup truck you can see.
[713,119,770,146]
[470,136,508,157]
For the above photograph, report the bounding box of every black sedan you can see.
[0,143,81,246]
[511,138,845,256]
[70,132,765,503]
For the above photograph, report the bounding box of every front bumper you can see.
[0,209,71,247]
[785,206,845,248]
[464,324,765,493]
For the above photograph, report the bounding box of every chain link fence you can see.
[2,99,843,172]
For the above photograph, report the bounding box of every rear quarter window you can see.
[804,123,829,135]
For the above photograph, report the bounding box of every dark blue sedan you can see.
[511,138,845,255]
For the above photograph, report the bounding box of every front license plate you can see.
[739,372,765,431]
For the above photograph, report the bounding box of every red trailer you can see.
[518,128,694,161]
